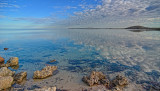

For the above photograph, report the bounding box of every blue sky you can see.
[0,0,160,29]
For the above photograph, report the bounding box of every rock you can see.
[101,78,110,86]
[82,71,109,86]
[11,65,19,70]
[4,48,9,50]
[0,67,15,77]
[14,72,27,83]
[0,76,14,90]
[33,66,57,79]
[49,59,56,63]
[34,86,56,91]
[0,56,5,63]
[111,75,128,88]
[6,57,19,67]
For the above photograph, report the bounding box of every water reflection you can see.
[128,29,160,32]
[63,29,160,83]
[128,29,145,32]
[0,29,160,88]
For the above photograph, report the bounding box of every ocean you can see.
[0,29,160,90]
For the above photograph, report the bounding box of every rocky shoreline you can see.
[0,57,27,90]
[0,56,58,90]
[0,56,160,91]
[82,71,128,90]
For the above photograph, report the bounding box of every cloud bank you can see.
[0,0,159,29]
[57,0,160,28]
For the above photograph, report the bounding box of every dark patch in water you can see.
[142,46,153,50]
[89,60,104,68]
[53,70,59,75]
[132,65,142,71]
[125,43,135,48]
[65,66,77,72]
[91,51,99,56]
[59,48,68,53]
[27,85,41,90]
[65,66,91,73]
[20,59,43,63]
[104,63,130,72]
[68,59,139,73]
[68,59,91,65]
[43,54,52,57]
[146,70,160,80]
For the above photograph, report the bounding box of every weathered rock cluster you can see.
[33,65,57,79]
[0,56,27,90]
[0,57,19,67]
[82,71,109,86]
[0,56,58,90]
[0,67,27,90]
[82,71,128,91]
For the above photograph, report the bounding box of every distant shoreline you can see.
[68,28,124,29]
[68,26,160,31]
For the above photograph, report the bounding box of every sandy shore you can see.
[12,70,144,91]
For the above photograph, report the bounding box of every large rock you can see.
[6,57,19,67]
[0,76,14,90]
[0,67,15,77]
[14,72,27,83]
[82,71,109,86]
[111,75,128,87]
[33,66,57,79]
[0,56,4,63]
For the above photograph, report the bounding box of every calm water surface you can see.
[0,29,160,89]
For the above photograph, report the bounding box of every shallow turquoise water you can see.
[0,29,160,87]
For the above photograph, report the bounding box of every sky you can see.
[0,0,160,29]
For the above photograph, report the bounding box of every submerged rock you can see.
[0,67,15,77]
[14,72,27,83]
[33,66,57,79]
[82,71,109,86]
[6,57,19,67]
[111,75,128,87]
[0,76,13,90]
[49,59,56,63]
[0,56,5,63]
[110,75,128,90]
[4,48,9,50]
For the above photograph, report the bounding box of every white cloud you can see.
[57,0,160,28]
[66,6,77,9]
[0,2,20,8]
[13,17,57,24]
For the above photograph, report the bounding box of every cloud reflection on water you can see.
[0,29,160,85]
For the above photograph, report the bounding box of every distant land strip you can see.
[68,26,160,31]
